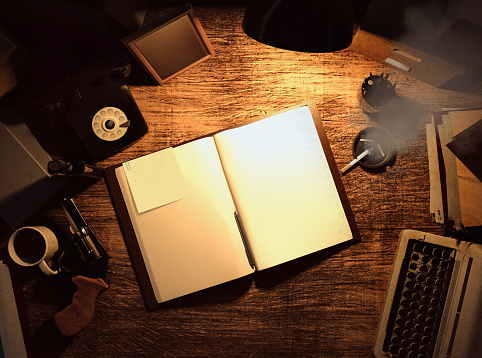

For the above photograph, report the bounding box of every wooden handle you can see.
[54,276,108,336]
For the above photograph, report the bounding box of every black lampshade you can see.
[242,0,354,53]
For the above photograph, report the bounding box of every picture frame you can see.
[122,4,215,84]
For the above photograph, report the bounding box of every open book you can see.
[105,101,359,309]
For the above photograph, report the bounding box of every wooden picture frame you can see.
[122,4,215,84]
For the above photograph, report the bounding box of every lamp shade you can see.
[242,0,354,53]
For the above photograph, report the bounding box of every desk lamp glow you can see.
[242,0,354,53]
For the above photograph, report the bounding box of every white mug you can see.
[8,226,59,276]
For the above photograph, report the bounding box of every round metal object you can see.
[352,127,396,170]
[359,73,396,114]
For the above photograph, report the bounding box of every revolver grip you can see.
[54,276,108,336]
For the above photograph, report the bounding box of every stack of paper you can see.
[426,109,482,232]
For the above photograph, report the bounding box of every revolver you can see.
[54,198,111,336]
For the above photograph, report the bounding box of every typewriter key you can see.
[389,345,398,354]
[414,243,424,252]
[392,336,401,345]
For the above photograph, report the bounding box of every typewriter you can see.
[373,229,482,358]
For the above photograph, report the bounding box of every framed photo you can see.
[122,4,215,84]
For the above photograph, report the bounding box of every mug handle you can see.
[39,260,58,276]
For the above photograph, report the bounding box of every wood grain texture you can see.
[18,6,482,358]
[349,29,466,88]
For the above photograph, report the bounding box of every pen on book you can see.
[341,149,370,174]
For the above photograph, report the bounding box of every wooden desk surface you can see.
[17,6,482,358]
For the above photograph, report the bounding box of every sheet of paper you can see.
[448,110,482,228]
[438,117,462,230]
[447,119,482,182]
[116,137,254,303]
[123,147,189,213]
[426,120,444,224]
[214,105,352,270]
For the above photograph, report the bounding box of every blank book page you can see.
[116,137,254,303]
[214,105,352,270]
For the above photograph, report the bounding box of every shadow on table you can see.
[155,239,357,310]
[254,240,356,288]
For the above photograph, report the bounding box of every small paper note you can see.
[123,148,188,213]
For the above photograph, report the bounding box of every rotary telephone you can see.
[20,54,148,162]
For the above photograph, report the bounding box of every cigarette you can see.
[341,149,370,174]
[377,144,385,156]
